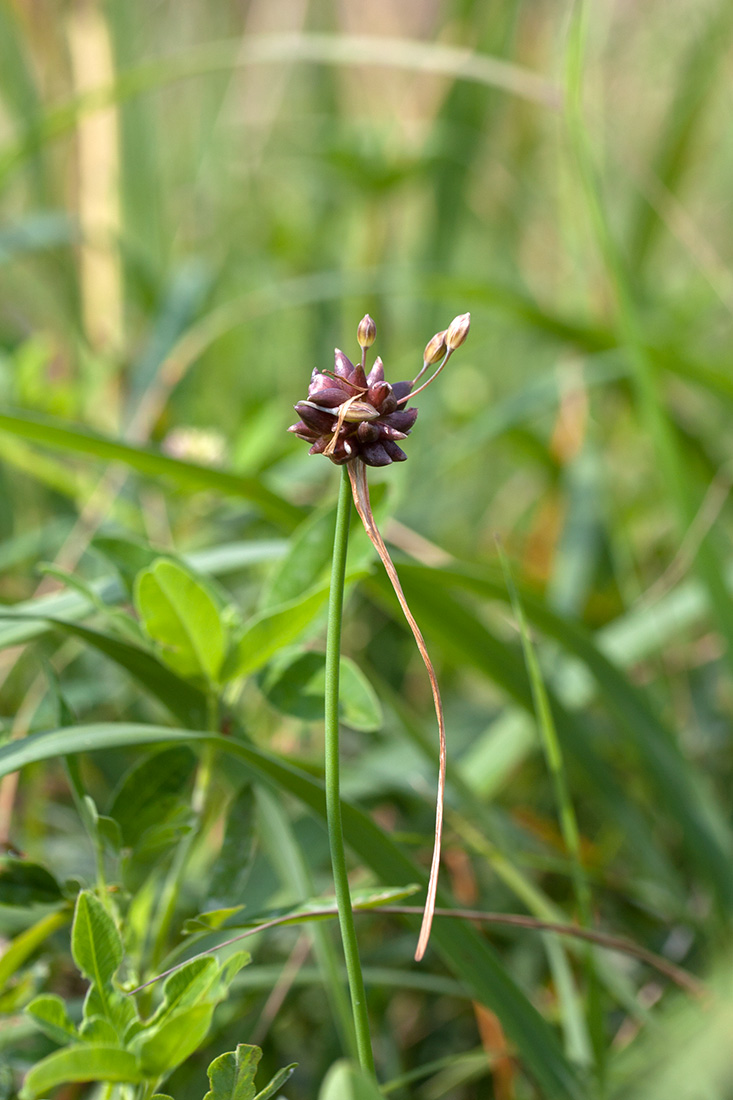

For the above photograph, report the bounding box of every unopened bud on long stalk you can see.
[445,312,471,350]
[357,314,377,349]
[423,329,447,367]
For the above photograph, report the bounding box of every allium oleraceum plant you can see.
[289,313,469,1077]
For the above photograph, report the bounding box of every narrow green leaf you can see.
[136,1003,214,1077]
[52,619,208,726]
[0,408,303,529]
[261,504,336,608]
[135,558,226,685]
[0,910,70,990]
[184,906,247,933]
[25,994,78,1045]
[204,1044,261,1100]
[71,892,123,1012]
[400,563,733,906]
[93,534,161,597]
[19,1045,143,1099]
[254,1062,298,1100]
[0,857,62,906]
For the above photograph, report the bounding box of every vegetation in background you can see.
[1,0,733,1097]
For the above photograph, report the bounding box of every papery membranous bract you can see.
[290,314,470,959]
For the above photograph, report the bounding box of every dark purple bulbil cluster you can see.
[288,349,418,467]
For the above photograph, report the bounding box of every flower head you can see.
[288,313,469,468]
[289,350,418,467]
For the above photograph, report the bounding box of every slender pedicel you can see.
[289,312,470,960]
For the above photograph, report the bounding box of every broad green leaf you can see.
[0,723,585,1099]
[0,857,62,906]
[71,892,122,1017]
[216,951,251,993]
[79,1016,118,1044]
[19,1045,143,1099]
[318,1060,383,1100]
[149,957,219,1028]
[258,648,382,731]
[109,746,196,849]
[83,984,137,1038]
[25,994,78,1044]
[225,585,329,681]
[135,558,226,684]
[136,1003,214,1076]
[204,1044,260,1100]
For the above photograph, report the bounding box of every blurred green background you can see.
[3,0,733,1096]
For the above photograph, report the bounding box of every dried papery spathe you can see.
[289,312,470,959]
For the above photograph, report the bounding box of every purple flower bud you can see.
[294,402,338,432]
[361,442,392,466]
[357,422,380,443]
[368,381,392,408]
[376,424,408,442]
[307,387,349,408]
[367,356,385,387]
[383,441,407,462]
[309,373,351,401]
[333,349,356,380]
[288,420,320,441]
[382,408,418,432]
[391,381,413,403]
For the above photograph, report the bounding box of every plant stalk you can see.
[324,463,376,1078]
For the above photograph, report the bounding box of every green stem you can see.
[325,464,376,1078]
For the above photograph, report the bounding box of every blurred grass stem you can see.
[325,465,375,1078]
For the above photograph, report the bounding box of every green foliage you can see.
[225,585,330,680]
[318,1060,384,1100]
[0,858,62,906]
[19,890,264,1099]
[204,1044,296,1100]
[135,559,228,686]
[259,647,382,731]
